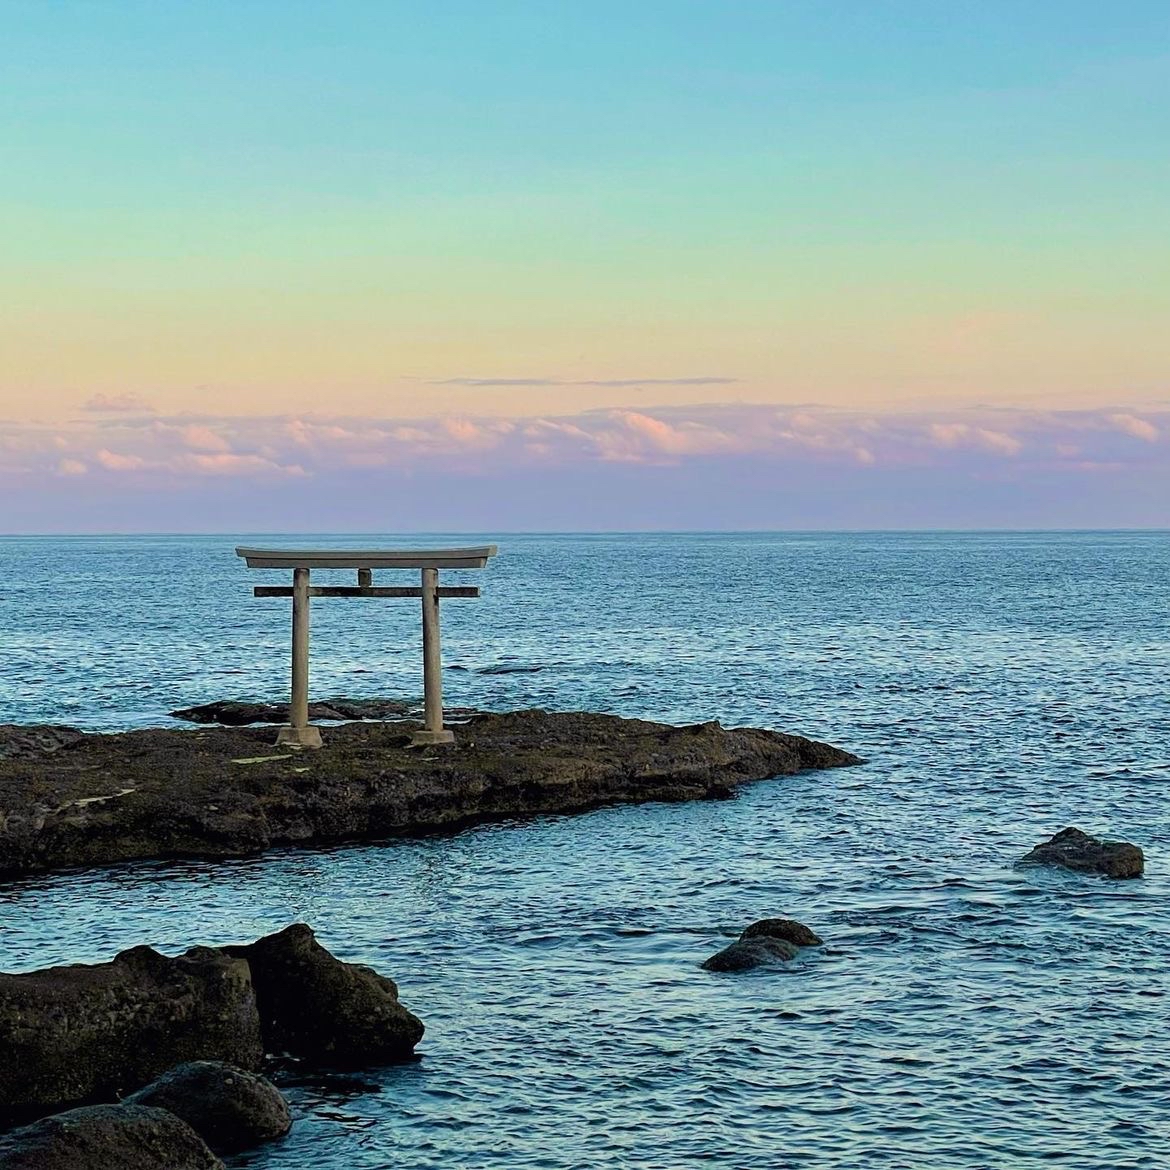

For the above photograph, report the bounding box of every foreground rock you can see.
[0,947,262,1117]
[0,710,859,879]
[125,1062,290,1154]
[703,917,824,972]
[1019,826,1144,879]
[227,924,424,1066]
[0,925,421,1119]
[0,1104,223,1170]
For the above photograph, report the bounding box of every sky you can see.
[1,0,1168,530]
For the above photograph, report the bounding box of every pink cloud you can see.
[4,401,1169,530]
[973,428,1023,456]
[82,393,155,414]
[609,410,734,460]
[1108,412,1160,442]
[441,417,506,449]
[96,449,149,471]
[928,423,1021,456]
[180,425,232,453]
[928,423,969,448]
[181,452,305,477]
[3,404,1168,498]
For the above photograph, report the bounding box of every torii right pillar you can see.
[414,566,452,745]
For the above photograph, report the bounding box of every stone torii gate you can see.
[236,545,498,748]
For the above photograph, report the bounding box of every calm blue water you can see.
[1,532,1168,1169]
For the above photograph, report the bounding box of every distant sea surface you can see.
[1,531,1168,1169]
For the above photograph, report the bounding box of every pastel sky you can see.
[1,1,1168,530]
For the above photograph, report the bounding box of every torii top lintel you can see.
[235,545,498,570]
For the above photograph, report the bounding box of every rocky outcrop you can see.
[0,947,262,1117]
[703,917,824,971]
[0,1104,223,1170]
[0,710,860,880]
[227,925,424,1066]
[1019,826,1144,878]
[125,1062,290,1154]
[170,698,417,726]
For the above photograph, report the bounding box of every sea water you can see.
[0,531,1167,1168]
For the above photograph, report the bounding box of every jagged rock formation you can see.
[0,926,421,1120]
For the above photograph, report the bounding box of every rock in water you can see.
[0,1104,223,1170]
[0,947,263,1115]
[227,924,424,1065]
[124,1062,290,1155]
[702,937,799,972]
[1019,826,1144,878]
[703,915,824,971]
[740,918,824,947]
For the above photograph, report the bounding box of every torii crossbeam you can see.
[236,545,498,748]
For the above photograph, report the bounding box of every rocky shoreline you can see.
[0,709,861,881]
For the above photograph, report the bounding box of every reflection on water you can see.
[1,532,1168,1168]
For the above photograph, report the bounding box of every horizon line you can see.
[3,527,1168,539]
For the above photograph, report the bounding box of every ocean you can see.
[1,531,1167,1168]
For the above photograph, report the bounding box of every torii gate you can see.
[235,545,498,748]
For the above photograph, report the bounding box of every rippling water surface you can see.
[1,532,1168,1168]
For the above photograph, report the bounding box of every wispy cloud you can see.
[435,378,560,387]
[432,376,738,388]
[81,392,156,414]
[579,377,738,387]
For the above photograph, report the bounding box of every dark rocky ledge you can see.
[172,698,428,726]
[0,710,860,880]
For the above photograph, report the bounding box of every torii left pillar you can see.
[277,567,322,748]
[412,567,454,745]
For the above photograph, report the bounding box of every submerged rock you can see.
[0,1104,223,1170]
[227,924,424,1066]
[0,710,860,879]
[1019,826,1144,879]
[703,937,798,972]
[0,947,262,1116]
[124,1062,290,1155]
[740,918,824,947]
[703,916,823,971]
